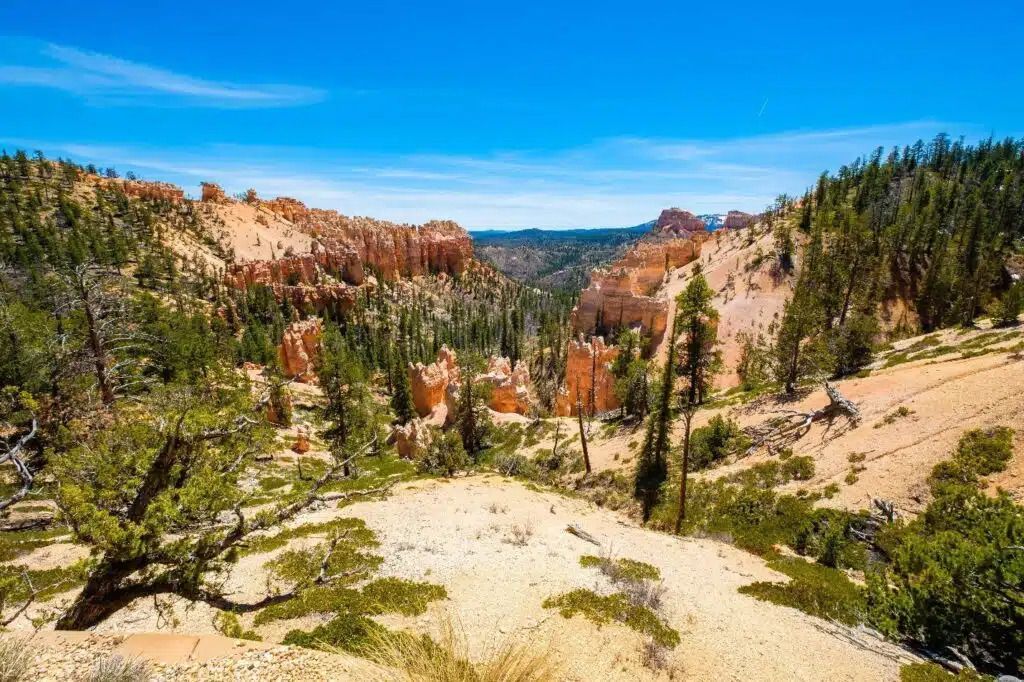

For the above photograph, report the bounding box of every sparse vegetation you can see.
[543,589,680,648]
[86,655,151,682]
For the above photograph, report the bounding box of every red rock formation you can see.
[409,347,532,420]
[278,318,323,382]
[86,175,185,203]
[201,182,229,203]
[292,430,311,454]
[723,210,756,229]
[480,356,531,415]
[409,346,459,421]
[571,235,703,344]
[655,208,706,237]
[390,418,433,459]
[555,336,620,417]
[257,196,473,282]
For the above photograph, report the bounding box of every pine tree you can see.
[674,270,720,531]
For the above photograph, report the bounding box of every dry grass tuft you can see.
[86,655,151,682]
[0,637,31,682]
[332,617,559,682]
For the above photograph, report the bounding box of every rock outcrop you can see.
[479,356,531,415]
[223,196,473,308]
[571,233,703,344]
[555,336,620,416]
[278,318,323,382]
[254,197,474,282]
[390,418,433,459]
[201,182,229,203]
[409,347,532,420]
[654,208,706,237]
[86,176,184,204]
[409,346,459,421]
[723,210,756,229]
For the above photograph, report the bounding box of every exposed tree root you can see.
[745,382,860,456]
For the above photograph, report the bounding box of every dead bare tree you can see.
[55,264,152,405]
[0,418,37,515]
[745,381,860,455]
[575,385,592,475]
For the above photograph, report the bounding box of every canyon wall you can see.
[555,336,620,417]
[86,175,185,204]
[571,231,704,344]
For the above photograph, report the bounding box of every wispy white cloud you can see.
[4,121,981,229]
[0,40,325,108]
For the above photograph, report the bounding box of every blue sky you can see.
[1,1,1022,229]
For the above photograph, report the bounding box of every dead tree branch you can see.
[744,381,860,456]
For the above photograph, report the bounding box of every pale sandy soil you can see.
[337,476,915,681]
[7,477,917,680]
[655,227,794,388]
[0,630,378,681]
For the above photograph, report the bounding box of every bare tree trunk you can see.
[674,410,694,533]
[576,388,591,474]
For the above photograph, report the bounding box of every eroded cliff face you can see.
[85,176,185,204]
[278,318,323,382]
[555,336,620,417]
[220,193,473,311]
[571,231,704,344]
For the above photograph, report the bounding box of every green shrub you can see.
[928,427,1014,491]
[899,662,990,681]
[543,589,680,647]
[868,426,1022,675]
[283,611,389,652]
[739,556,865,626]
[419,430,471,477]
[687,415,751,471]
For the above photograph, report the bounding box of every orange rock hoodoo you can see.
[555,336,620,417]
[85,175,185,204]
[571,234,704,345]
[200,182,229,203]
[409,347,459,421]
[278,318,323,382]
[408,347,531,423]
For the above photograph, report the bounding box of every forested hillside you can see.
[762,135,1024,391]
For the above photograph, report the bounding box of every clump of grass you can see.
[738,556,865,626]
[874,406,915,428]
[0,637,31,682]
[257,475,289,491]
[505,521,534,547]
[579,554,661,582]
[543,589,680,647]
[85,655,151,682]
[347,617,559,682]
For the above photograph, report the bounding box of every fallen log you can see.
[745,381,860,455]
[566,524,601,546]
